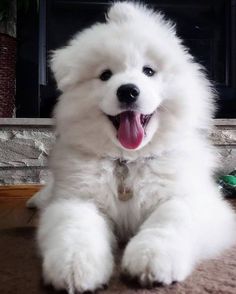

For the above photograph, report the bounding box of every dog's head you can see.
[51,2,215,159]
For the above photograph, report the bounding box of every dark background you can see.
[16,0,236,118]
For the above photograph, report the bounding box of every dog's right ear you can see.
[50,46,76,92]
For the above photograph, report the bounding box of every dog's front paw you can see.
[42,244,113,293]
[122,234,194,287]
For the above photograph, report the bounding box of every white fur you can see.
[29,2,236,293]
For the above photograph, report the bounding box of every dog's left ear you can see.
[50,46,77,92]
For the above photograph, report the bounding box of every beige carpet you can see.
[0,196,236,294]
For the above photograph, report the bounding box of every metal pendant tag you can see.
[118,185,133,201]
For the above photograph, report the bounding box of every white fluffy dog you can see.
[28,2,236,293]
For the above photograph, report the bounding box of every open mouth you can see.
[107,111,153,150]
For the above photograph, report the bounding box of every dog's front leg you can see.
[122,199,198,286]
[38,198,115,294]
[122,195,235,287]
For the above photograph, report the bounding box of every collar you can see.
[114,156,156,166]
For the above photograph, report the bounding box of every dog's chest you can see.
[105,159,170,238]
[113,159,161,203]
[92,158,175,238]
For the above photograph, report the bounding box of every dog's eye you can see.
[99,69,113,81]
[143,66,156,77]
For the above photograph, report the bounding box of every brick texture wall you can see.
[0,34,16,117]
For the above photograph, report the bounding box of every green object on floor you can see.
[218,170,236,198]
[220,175,236,186]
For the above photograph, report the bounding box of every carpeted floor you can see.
[0,192,236,294]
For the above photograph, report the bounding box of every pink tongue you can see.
[117,111,144,149]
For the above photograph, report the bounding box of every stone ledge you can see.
[1,118,236,126]
[214,119,236,127]
[0,118,54,126]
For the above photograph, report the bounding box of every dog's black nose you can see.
[117,84,140,105]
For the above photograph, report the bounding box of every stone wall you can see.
[211,120,236,173]
[0,119,54,184]
[0,118,236,185]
